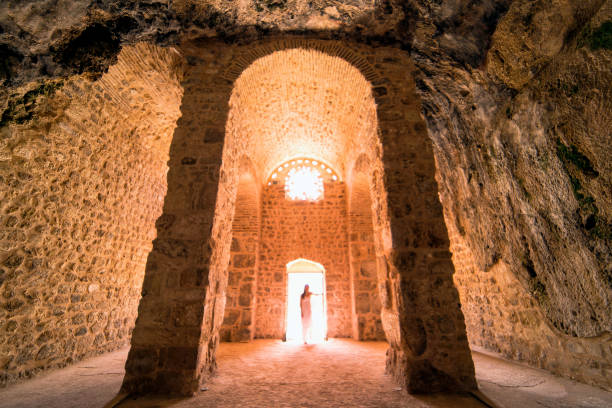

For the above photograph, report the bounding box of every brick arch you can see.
[123,38,476,397]
[221,37,381,85]
[224,46,378,179]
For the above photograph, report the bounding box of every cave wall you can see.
[414,0,612,390]
[0,44,183,385]
[448,216,612,390]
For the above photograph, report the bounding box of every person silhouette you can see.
[300,284,321,344]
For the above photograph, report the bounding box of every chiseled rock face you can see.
[418,2,611,339]
[486,0,605,89]
[1,0,611,391]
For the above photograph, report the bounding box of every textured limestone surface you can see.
[0,43,183,386]
[419,0,612,388]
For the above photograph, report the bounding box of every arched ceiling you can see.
[227,48,376,181]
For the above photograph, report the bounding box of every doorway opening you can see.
[285,259,327,343]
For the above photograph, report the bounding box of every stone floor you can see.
[1,340,611,408]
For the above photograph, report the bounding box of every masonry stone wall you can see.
[122,43,238,395]
[348,170,385,341]
[0,44,183,385]
[123,38,475,395]
[220,169,259,342]
[256,181,352,339]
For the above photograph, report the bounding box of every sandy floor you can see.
[1,340,611,408]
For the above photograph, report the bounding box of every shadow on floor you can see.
[2,340,612,408]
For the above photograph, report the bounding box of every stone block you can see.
[172,303,203,328]
[160,346,198,370]
[233,254,255,268]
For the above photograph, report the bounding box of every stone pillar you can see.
[367,50,476,393]
[375,80,476,392]
[221,171,259,342]
[121,57,233,395]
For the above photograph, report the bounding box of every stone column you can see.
[373,52,476,393]
[220,171,259,342]
[121,56,233,395]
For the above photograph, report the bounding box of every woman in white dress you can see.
[300,284,320,344]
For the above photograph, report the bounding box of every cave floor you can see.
[1,339,611,408]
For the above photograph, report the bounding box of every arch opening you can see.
[285,259,328,343]
[124,40,475,396]
[222,47,386,342]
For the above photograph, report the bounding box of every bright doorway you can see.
[285,259,327,343]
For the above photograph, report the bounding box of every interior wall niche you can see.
[348,155,385,341]
[220,157,260,342]
[0,43,184,386]
[123,38,475,396]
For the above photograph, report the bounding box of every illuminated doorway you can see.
[285,259,327,343]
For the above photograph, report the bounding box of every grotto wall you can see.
[410,0,612,389]
[0,43,183,385]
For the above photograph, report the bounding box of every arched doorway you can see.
[122,40,475,396]
[285,259,327,343]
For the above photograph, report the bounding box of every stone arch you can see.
[223,47,382,340]
[123,39,476,396]
[284,258,328,341]
[221,38,381,86]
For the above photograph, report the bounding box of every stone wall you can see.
[221,168,259,342]
[419,1,612,390]
[1,0,609,396]
[120,39,474,395]
[0,44,183,385]
[348,170,385,341]
[447,213,612,390]
[256,181,352,339]
[122,43,237,395]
